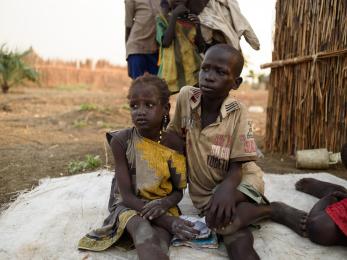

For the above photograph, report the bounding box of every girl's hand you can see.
[188,13,200,26]
[171,218,200,240]
[172,4,189,17]
[140,199,170,220]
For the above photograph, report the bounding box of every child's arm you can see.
[140,190,183,220]
[110,138,145,212]
[161,5,189,47]
[188,13,206,53]
[205,161,243,229]
[160,0,170,16]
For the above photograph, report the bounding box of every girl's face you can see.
[128,84,168,138]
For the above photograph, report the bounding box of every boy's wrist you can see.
[221,175,240,191]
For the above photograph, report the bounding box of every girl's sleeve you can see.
[106,128,132,155]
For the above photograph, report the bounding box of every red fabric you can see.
[326,198,347,236]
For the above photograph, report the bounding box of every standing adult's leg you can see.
[127,54,146,79]
[146,52,159,76]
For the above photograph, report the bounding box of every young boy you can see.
[271,143,347,246]
[168,44,271,260]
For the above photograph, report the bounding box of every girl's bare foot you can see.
[270,202,308,237]
[295,178,347,199]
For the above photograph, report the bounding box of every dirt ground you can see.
[1,81,346,209]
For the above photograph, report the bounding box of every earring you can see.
[163,115,168,130]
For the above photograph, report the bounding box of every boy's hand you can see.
[205,181,236,229]
[172,4,189,17]
[188,14,200,26]
[140,199,170,220]
[171,218,200,240]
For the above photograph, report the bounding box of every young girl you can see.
[78,74,198,259]
[157,0,205,94]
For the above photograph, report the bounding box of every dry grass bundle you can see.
[264,0,347,154]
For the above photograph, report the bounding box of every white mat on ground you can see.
[0,171,346,260]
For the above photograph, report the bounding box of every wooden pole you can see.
[261,49,347,69]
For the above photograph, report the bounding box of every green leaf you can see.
[0,44,39,92]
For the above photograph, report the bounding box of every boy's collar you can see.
[189,87,240,118]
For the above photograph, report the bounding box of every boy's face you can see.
[199,48,242,100]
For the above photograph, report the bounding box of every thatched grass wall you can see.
[263,0,347,154]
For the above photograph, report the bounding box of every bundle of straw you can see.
[264,0,347,154]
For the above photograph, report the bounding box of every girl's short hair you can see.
[341,143,347,169]
[127,73,170,105]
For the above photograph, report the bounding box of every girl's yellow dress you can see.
[78,127,186,251]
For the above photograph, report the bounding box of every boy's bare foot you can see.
[295,178,347,199]
[270,202,308,237]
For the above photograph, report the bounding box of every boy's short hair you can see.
[206,44,244,77]
[341,143,347,169]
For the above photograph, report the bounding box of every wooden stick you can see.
[261,48,347,69]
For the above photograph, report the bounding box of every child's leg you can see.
[295,178,347,199]
[306,195,347,246]
[270,202,308,236]
[231,202,271,230]
[215,202,271,234]
[223,228,260,260]
[152,225,172,254]
[126,215,170,260]
[213,187,270,232]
